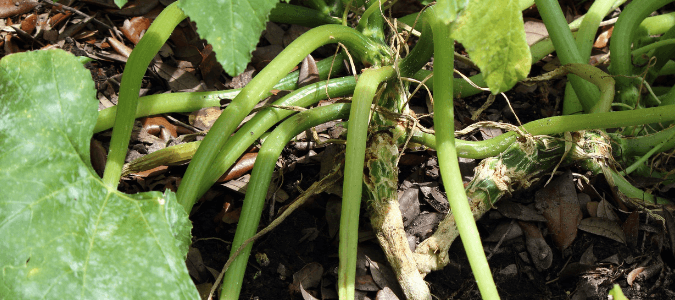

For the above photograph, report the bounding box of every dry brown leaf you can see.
[497,199,547,222]
[596,198,619,221]
[536,171,582,250]
[290,262,324,294]
[622,211,640,248]
[578,217,626,244]
[153,61,206,92]
[523,20,548,46]
[190,107,223,131]
[141,115,177,138]
[0,0,37,18]
[627,267,645,286]
[120,16,151,44]
[593,26,613,49]
[217,152,258,182]
[518,221,552,271]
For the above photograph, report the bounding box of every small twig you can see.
[41,0,114,30]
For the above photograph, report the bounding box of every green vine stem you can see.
[614,125,675,157]
[219,103,352,300]
[529,63,614,114]
[412,104,675,160]
[639,11,675,37]
[620,128,675,175]
[177,24,391,211]
[94,53,347,132]
[631,38,675,57]
[339,66,395,300]
[645,26,675,83]
[102,2,186,187]
[357,0,386,43]
[609,0,674,108]
[304,0,332,16]
[398,10,434,78]
[562,0,617,115]
[535,0,600,114]
[430,7,499,299]
[197,77,357,200]
[119,77,356,178]
[269,3,341,26]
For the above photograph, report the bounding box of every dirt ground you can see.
[3,0,675,299]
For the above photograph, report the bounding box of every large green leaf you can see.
[0,50,198,299]
[451,0,531,93]
[178,0,281,77]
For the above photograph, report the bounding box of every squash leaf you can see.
[451,0,531,93]
[178,0,282,76]
[0,50,198,300]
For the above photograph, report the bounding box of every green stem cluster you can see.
[177,24,391,211]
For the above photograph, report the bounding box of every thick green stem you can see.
[177,24,390,211]
[220,103,352,300]
[357,0,386,43]
[102,3,186,187]
[121,77,356,178]
[94,53,347,133]
[269,3,341,26]
[338,66,395,300]
[639,11,675,36]
[399,10,434,78]
[430,9,499,300]
[631,38,675,57]
[609,0,674,107]
[199,77,356,199]
[412,104,675,159]
[620,128,675,175]
[563,0,616,115]
[535,0,600,114]
[615,125,675,157]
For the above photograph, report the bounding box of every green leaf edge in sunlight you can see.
[178,0,283,77]
[0,50,198,300]
[451,0,531,94]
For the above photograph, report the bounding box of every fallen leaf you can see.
[141,115,177,138]
[622,211,640,248]
[579,244,596,265]
[0,0,37,18]
[627,267,644,286]
[398,186,420,227]
[593,26,613,49]
[596,198,619,221]
[497,199,547,222]
[153,61,206,92]
[190,107,222,131]
[518,221,552,271]
[376,287,400,300]
[536,171,582,250]
[120,16,151,44]
[578,217,626,244]
[485,221,523,242]
[297,54,319,88]
[299,282,320,300]
[290,262,323,294]
[523,20,548,46]
[217,152,258,182]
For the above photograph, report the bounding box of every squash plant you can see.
[2,0,675,299]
